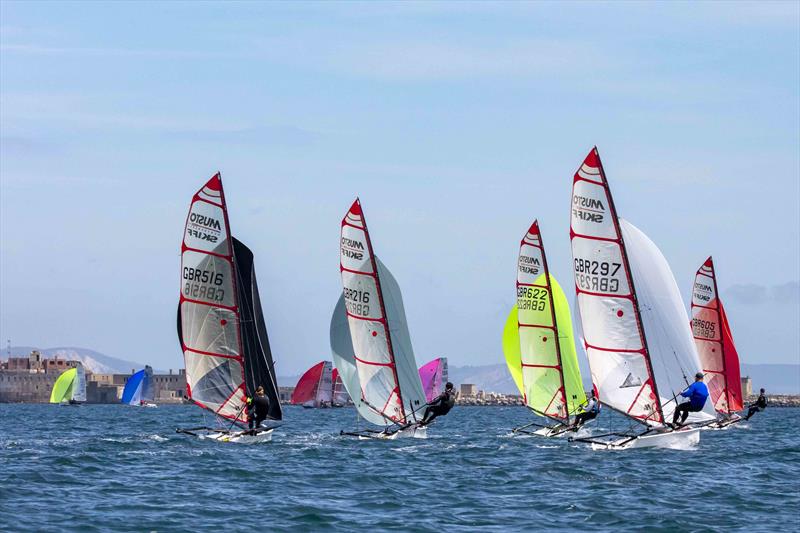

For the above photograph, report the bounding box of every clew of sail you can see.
[336,199,426,425]
[503,221,585,423]
[177,173,281,426]
[419,357,448,404]
[691,257,743,414]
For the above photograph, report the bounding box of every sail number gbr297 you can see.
[343,287,371,316]
[574,258,622,293]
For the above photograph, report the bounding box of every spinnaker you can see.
[691,257,743,423]
[121,366,155,406]
[332,198,427,439]
[419,357,448,404]
[176,173,281,442]
[503,220,586,436]
[50,363,86,404]
[291,361,334,408]
[568,148,714,449]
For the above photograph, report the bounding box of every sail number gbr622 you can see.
[183,267,226,303]
[344,287,371,316]
[517,286,547,311]
[574,258,622,293]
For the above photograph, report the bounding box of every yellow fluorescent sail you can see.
[503,305,524,396]
[50,368,76,403]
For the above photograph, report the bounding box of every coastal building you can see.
[741,376,753,398]
[460,383,477,397]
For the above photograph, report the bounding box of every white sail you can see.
[621,220,716,423]
[316,361,334,405]
[72,363,87,402]
[336,199,426,426]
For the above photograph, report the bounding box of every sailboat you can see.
[419,357,448,403]
[568,148,716,449]
[502,220,587,437]
[331,368,349,407]
[330,198,428,439]
[175,173,282,443]
[121,366,156,407]
[291,361,334,408]
[50,363,86,405]
[691,257,744,429]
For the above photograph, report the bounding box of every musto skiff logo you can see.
[187,213,222,243]
[341,237,365,261]
[518,255,540,276]
[572,195,605,224]
[693,282,713,303]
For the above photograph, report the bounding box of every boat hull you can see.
[347,425,428,440]
[201,429,274,444]
[590,427,700,450]
[702,414,742,431]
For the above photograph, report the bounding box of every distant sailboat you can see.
[175,173,282,443]
[121,366,156,407]
[291,361,334,408]
[50,363,86,405]
[331,199,428,439]
[331,368,349,407]
[691,257,743,428]
[568,148,715,449]
[419,357,448,404]
[503,220,586,437]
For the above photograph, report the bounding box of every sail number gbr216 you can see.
[574,258,622,293]
[343,287,371,316]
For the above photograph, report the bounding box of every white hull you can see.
[590,427,701,450]
[356,425,427,440]
[702,414,741,431]
[201,429,274,444]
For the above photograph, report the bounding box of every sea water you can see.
[0,404,797,531]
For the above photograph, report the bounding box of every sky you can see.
[1,1,798,375]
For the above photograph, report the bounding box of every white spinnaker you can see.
[330,295,390,426]
[570,149,662,424]
[317,361,334,405]
[72,363,87,402]
[620,220,716,423]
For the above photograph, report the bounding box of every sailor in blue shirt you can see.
[672,372,709,426]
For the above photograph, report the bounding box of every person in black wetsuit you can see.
[420,382,456,426]
[571,391,600,430]
[745,388,767,420]
[247,386,270,431]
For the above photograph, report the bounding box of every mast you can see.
[570,147,664,425]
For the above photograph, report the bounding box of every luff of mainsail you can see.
[570,148,664,425]
[691,257,743,414]
[177,173,281,425]
[337,198,426,425]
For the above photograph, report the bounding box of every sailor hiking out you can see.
[571,391,600,430]
[672,372,709,427]
[420,382,456,426]
[745,388,767,421]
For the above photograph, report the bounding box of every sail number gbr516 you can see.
[574,258,622,293]
[344,287,371,316]
[183,267,226,303]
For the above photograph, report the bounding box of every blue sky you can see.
[1,1,798,374]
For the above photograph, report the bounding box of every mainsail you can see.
[72,363,86,402]
[331,368,349,405]
[691,257,743,414]
[502,221,585,423]
[121,366,154,405]
[177,173,281,425]
[334,198,426,425]
[570,148,714,426]
[419,357,448,403]
[291,361,334,407]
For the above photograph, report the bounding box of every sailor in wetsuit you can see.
[420,382,456,426]
[571,391,600,430]
[247,386,270,431]
[745,388,767,420]
[672,372,709,427]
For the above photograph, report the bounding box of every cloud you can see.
[726,282,799,306]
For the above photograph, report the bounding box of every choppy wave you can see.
[0,405,797,531]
